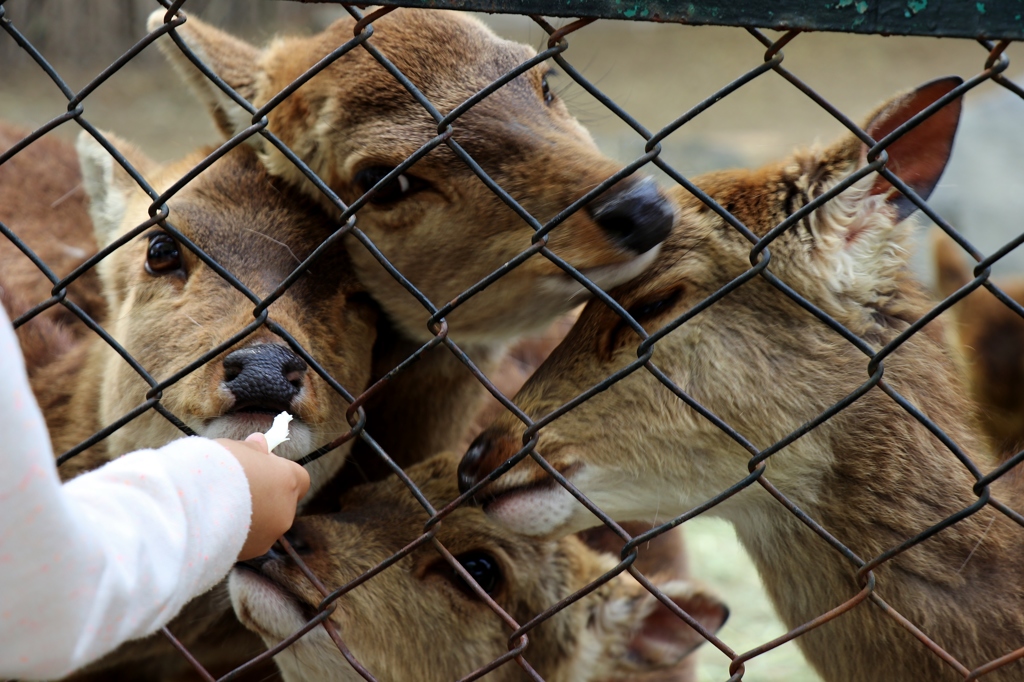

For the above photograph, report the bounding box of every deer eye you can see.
[145,233,183,275]
[457,551,502,596]
[425,551,504,600]
[627,289,683,323]
[354,166,418,205]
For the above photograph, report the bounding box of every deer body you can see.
[460,79,1024,680]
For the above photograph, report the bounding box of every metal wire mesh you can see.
[2,1,1024,680]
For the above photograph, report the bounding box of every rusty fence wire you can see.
[2,0,1024,680]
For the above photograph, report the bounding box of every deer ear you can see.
[786,78,963,296]
[932,230,972,299]
[624,581,728,669]
[863,76,963,223]
[601,579,728,673]
[148,10,261,139]
[76,132,157,248]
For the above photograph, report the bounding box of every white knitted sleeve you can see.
[0,307,252,679]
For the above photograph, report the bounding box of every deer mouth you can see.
[477,462,584,538]
[229,562,320,638]
[229,404,290,417]
[198,411,310,445]
[478,461,577,508]
[224,397,301,421]
[215,406,291,431]
[542,244,662,301]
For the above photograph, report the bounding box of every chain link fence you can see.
[2,0,1023,680]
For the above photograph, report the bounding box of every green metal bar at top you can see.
[291,0,1024,41]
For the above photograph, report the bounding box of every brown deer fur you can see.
[230,453,726,682]
[933,231,1024,458]
[0,279,77,376]
[461,79,1024,681]
[0,122,105,334]
[149,9,673,468]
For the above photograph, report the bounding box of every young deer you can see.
[231,453,727,681]
[24,133,378,680]
[934,231,1024,458]
[41,133,376,490]
[460,79,1024,681]
[150,9,675,467]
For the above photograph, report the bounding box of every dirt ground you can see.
[2,9,1022,682]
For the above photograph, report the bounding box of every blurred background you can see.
[3,3,1023,680]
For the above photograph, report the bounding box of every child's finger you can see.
[244,432,269,453]
[288,460,311,498]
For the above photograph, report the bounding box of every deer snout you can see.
[587,177,674,255]
[460,429,583,537]
[458,428,525,497]
[222,344,308,414]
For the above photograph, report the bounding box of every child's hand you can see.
[215,433,311,561]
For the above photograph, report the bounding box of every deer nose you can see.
[587,176,674,255]
[458,428,522,497]
[222,344,307,413]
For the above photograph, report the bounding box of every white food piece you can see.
[264,412,294,452]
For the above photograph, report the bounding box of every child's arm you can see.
[0,308,307,679]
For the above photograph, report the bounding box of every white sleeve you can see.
[0,307,253,680]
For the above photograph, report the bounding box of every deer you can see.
[933,231,1024,459]
[5,132,379,680]
[38,132,377,489]
[459,77,1024,681]
[230,452,727,682]
[148,9,676,471]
